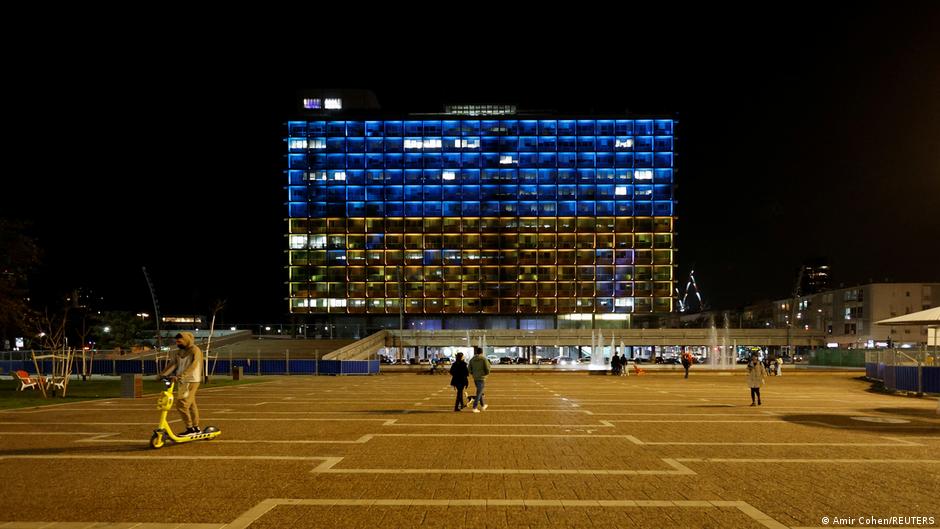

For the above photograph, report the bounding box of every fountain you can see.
[721,311,731,368]
[590,330,607,370]
[708,313,719,368]
[706,312,731,369]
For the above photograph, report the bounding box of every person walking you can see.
[468,346,491,413]
[449,352,470,412]
[611,352,621,375]
[681,351,694,379]
[746,354,767,406]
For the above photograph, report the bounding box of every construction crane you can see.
[676,268,704,313]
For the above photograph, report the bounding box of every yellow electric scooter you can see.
[149,377,221,449]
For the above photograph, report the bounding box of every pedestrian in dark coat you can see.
[681,351,693,379]
[449,352,470,412]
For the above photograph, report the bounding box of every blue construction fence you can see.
[865,350,940,394]
[0,358,379,377]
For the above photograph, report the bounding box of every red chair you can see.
[13,370,41,391]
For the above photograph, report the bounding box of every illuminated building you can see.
[287,91,676,331]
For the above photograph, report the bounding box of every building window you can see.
[303,98,322,109]
[844,323,856,335]
[324,98,342,110]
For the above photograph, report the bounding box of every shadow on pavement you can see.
[0,443,150,457]
[778,413,940,434]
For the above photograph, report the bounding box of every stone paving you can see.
[1,372,938,528]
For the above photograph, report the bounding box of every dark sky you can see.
[5,7,939,322]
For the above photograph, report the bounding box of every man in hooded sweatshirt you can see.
[158,332,204,435]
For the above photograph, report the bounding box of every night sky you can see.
[5,7,938,323]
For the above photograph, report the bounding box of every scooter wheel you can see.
[149,432,165,449]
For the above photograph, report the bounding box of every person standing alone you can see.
[746,354,767,406]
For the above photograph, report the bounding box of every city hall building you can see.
[286,91,677,334]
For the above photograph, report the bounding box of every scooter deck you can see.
[163,428,222,444]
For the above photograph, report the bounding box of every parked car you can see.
[556,357,575,366]
[536,357,557,365]
[499,357,514,365]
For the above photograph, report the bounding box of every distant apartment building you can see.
[742,283,939,348]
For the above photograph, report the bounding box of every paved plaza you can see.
[1,372,938,528]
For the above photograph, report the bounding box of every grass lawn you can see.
[0,376,269,410]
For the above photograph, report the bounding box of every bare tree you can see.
[34,307,70,351]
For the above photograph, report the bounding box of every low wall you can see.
[0,359,379,377]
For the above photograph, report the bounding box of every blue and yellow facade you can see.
[287,114,676,327]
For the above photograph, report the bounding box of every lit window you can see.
[443,171,457,181]
[324,98,342,109]
[333,171,346,181]
[455,139,480,149]
[499,155,516,165]
[309,235,326,249]
[308,171,326,181]
[310,139,326,149]
[615,139,634,148]
[615,298,634,307]
[634,170,653,180]
[329,298,347,307]
[615,186,628,196]
[303,98,322,109]
[289,235,307,249]
[424,139,441,149]
[289,138,308,150]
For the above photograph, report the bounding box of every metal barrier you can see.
[809,349,866,367]
[865,349,940,394]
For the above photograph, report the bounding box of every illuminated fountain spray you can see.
[707,313,717,368]
[591,329,607,370]
[721,311,730,368]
